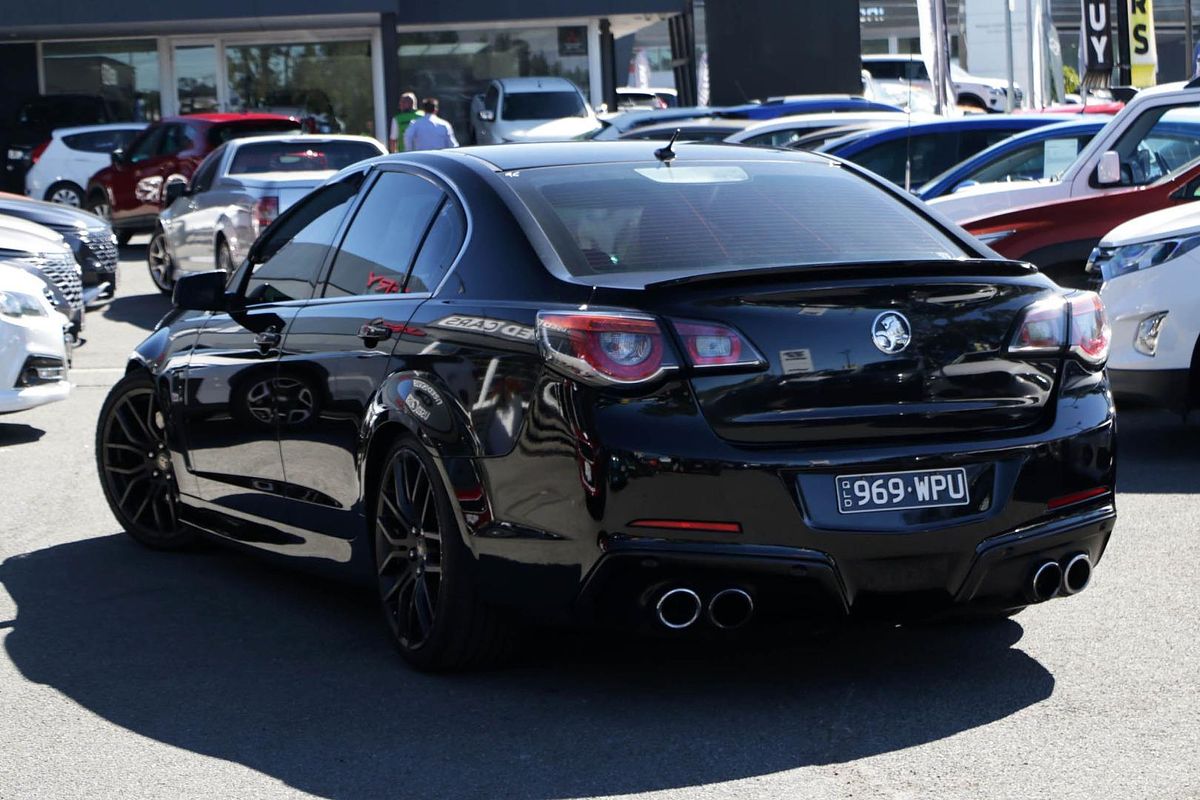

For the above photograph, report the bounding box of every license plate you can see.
[835,467,970,514]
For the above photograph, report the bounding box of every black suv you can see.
[3,94,122,192]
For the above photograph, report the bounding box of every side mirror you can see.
[1096,150,1122,185]
[478,109,495,122]
[163,176,188,205]
[173,271,228,311]
[110,147,126,166]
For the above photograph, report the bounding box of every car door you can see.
[276,167,459,545]
[165,145,225,267]
[180,177,363,536]
[108,125,164,224]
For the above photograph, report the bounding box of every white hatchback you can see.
[1092,202,1200,410]
[0,263,71,414]
[24,123,147,208]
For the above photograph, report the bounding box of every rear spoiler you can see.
[642,259,1039,290]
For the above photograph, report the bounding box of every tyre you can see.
[86,191,111,221]
[215,236,235,274]
[147,229,175,294]
[373,438,512,671]
[958,93,988,111]
[96,371,196,550]
[45,181,85,207]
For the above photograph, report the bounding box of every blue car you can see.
[819,114,1085,190]
[718,95,903,120]
[917,118,1109,200]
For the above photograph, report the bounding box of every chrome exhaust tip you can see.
[1030,561,1063,603]
[707,588,754,630]
[656,588,702,629]
[1062,553,1093,595]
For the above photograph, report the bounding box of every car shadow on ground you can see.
[0,423,45,446]
[100,290,172,331]
[1115,408,1200,493]
[0,534,1053,799]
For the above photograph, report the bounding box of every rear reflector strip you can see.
[628,519,742,533]
[1047,487,1110,510]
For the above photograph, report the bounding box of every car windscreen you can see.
[508,160,967,281]
[502,91,587,121]
[228,141,381,174]
[208,120,303,147]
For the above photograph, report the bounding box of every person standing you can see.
[388,92,421,153]
[403,98,459,151]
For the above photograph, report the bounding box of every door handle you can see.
[254,330,282,352]
[358,321,393,348]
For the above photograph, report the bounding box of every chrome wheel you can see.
[147,232,174,293]
[375,448,444,651]
[49,185,83,207]
[98,384,180,541]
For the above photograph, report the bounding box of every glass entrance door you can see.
[174,43,220,114]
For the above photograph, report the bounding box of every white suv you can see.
[469,77,601,144]
[24,123,147,207]
[862,54,1021,112]
[0,263,71,414]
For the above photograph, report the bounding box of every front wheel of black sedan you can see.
[96,371,195,550]
[374,439,512,671]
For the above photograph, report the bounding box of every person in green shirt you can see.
[388,92,422,152]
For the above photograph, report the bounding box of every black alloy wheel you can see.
[147,230,175,294]
[96,372,195,550]
[373,440,511,670]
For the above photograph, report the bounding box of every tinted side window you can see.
[484,85,500,113]
[865,61,902,80]
[63,128,144,153]
[189,146,224,193]
[158,124,196,155]
[128,126,165,162]
[407,200,466,293]
[244,178,361,304]
[324,171,444,297]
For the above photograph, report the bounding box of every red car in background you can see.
[86,113,300,243]
[964,157,1200,287]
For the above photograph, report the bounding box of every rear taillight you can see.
[29,139,50,165]
[671,320,764,369]
[252,195,279,235]
[1067,291,1110,365]
[1008,292,1109,366]
[537,311,676,384]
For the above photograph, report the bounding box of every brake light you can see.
[537,311,676,384]
[1068,291,1110,365]
[672,320,763,369]
[1009,297,1067,354]
[30,139,50,164]
[252,195,279,234]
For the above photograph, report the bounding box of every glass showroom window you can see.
[41,39,162,122]
[225,41,375,137]
[397,26,592,143]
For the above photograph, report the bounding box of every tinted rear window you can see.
[229,140,381,174]
[208,120,302,147]
[63,128,143,153]
[509,160,966,279]
[502,91,586,121]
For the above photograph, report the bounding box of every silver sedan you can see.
[147,134,385,293]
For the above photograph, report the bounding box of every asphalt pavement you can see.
[0,242,1197,800]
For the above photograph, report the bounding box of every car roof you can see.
[225,133,384,149]
[494,77,578,93]
[821,113,1083,151]
[862,54,923,62]
[733,110,926,136]
[625,119,751,136]
[427,140,832,172]
[163,112,297,125]
[53,122,148,138]
[618,87,677,95]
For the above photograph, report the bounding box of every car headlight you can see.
[1091,235,1200,281]
[1134,311,1168,356]
[976,229,1016,246]
[0,290,48,317]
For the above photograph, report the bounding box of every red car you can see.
[964,159,1200,287]
[86,113,300,243]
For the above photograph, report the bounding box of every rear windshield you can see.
[503,91,587,121]
[509,160,967,280]
[229,140,381,174]
[208,120,302,147]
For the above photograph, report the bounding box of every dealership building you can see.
[0,0,705,147]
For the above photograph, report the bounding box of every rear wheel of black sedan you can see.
[96,371,195,550]
[373,439,511,671]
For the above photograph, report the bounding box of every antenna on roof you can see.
[654,129,681,163]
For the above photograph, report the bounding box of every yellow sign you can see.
[1127,0,1158,87]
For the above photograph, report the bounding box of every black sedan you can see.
[95,142,1117,671]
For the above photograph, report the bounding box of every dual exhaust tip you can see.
[655,587,754,630]
[1030,553,1092,603]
